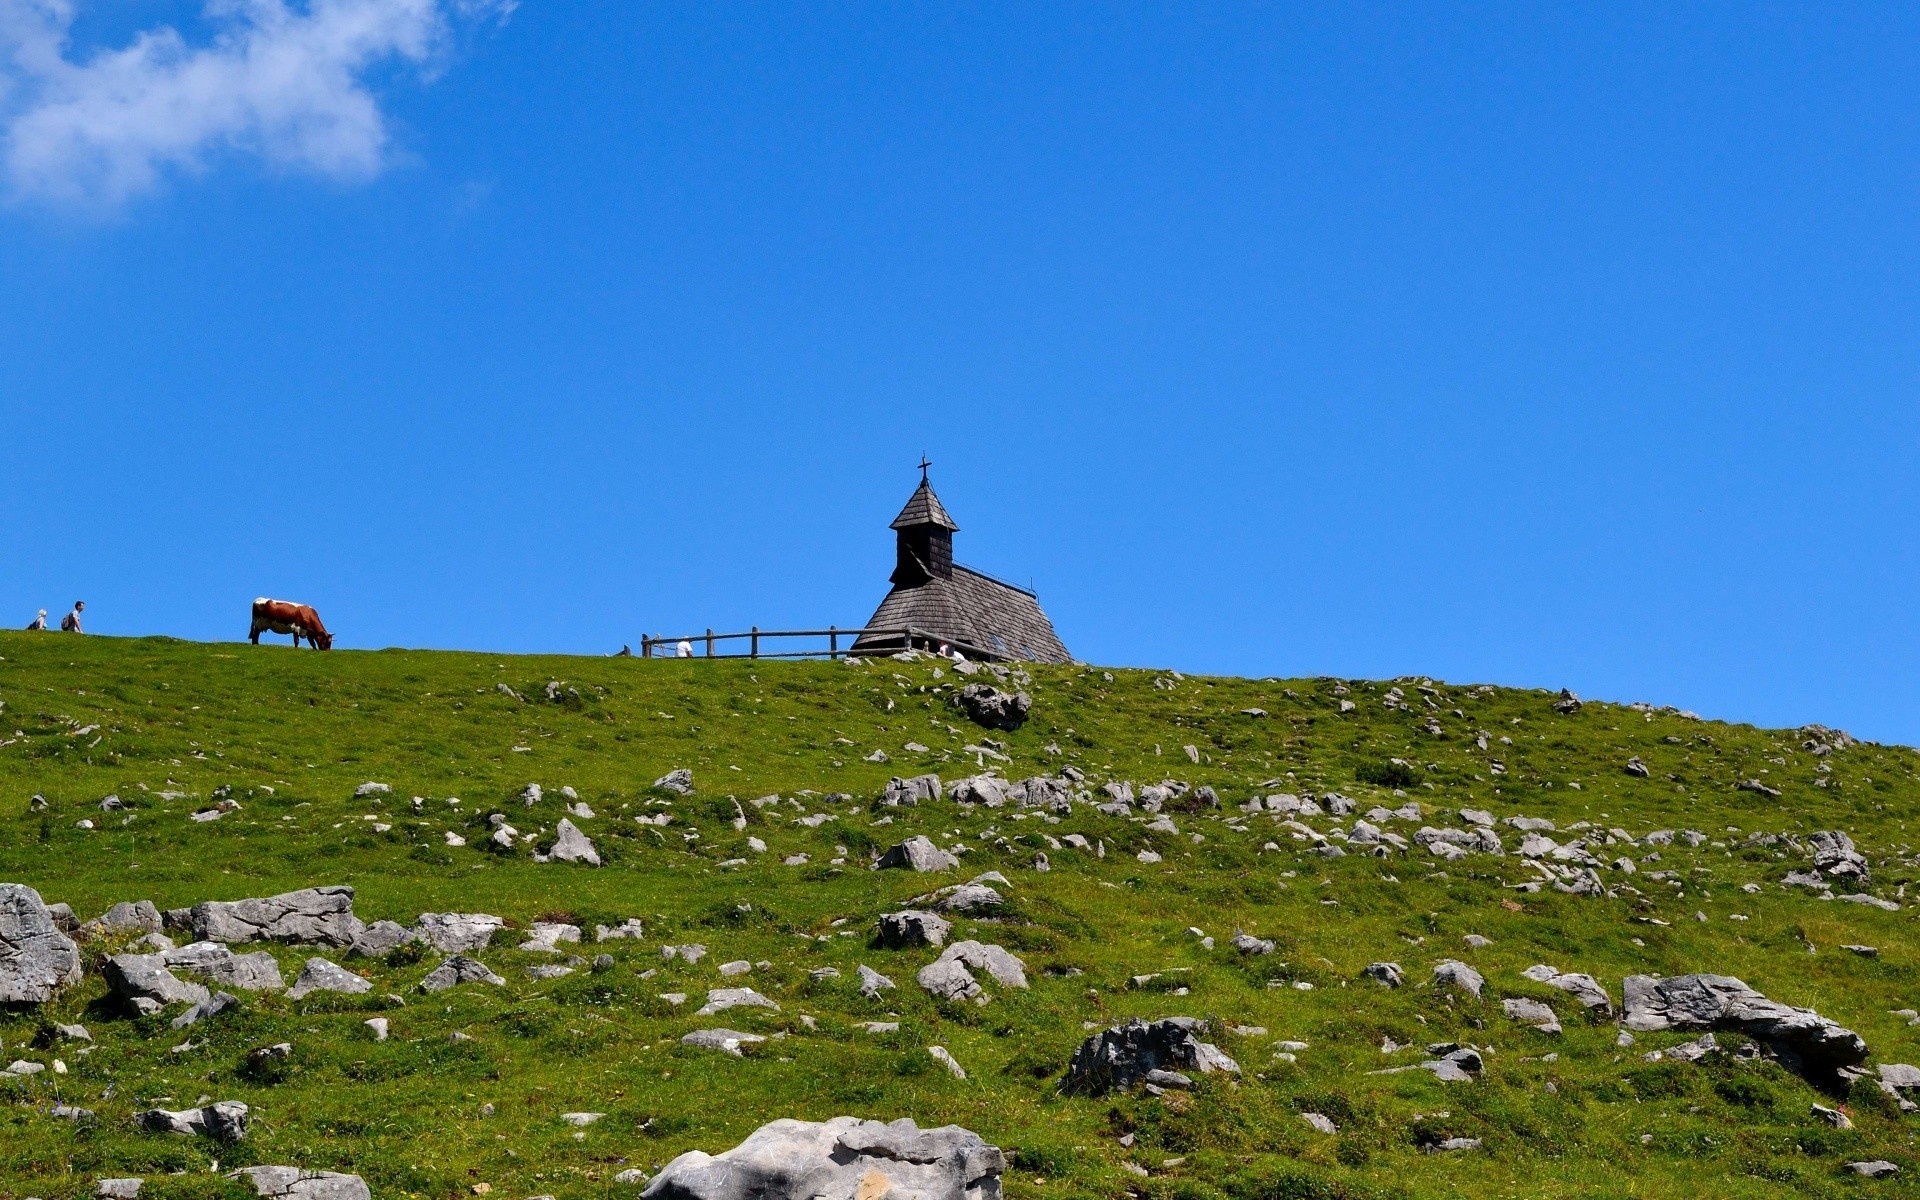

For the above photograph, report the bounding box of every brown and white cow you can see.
[250,598,333,650]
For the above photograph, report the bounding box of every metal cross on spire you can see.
[918,455,933,483]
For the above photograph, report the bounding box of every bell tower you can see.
[889,458,958,587]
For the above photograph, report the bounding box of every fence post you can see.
[706,628,714,657]
[829,625,837,658]
[751,626,760,659]
[641,637,651,659]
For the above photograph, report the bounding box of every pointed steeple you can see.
[890,472,957,586]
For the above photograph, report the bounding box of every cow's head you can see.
[313,628,335,651]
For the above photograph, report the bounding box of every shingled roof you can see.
[855,475,1070,664]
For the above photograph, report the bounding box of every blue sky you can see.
[2,3,1917,743]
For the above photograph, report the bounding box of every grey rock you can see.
[52,1022,91,1041]
[1624,757,1649,778]
[1063,1017,1240,1094]
[1840,893,1900,912]
[654,769,695,794]
[190,886,363,947]
[413,912,504,953]
[1503,997,1561,1033]
[643,1116,1004,1200]
[137,1100,249,1142]
[1301,1112,1337,1134]
[229,1165,373,1199]
[1432,960,1484,997]
[1647,1033,1718,1063]
[519,922,582,951]
[96,1180,144,1198]
[1809,830,1869,881]
[418,955,506,992]
[1849,1160,1900,1179]
[597,918,646,942]
[1427,1138,1482,1154]
[1621,973,1867,1082]
[858,964,896,998]
[680,1028,766,1056]
[1362,962,1404,988]
[549,818,601,866]
[105,953,209,1014]
[883,775,943,806]
[917,941,1027,1002]
[933,884,1003,914]
[1232,932,1277,956]
[85,900,162,937]
[663,943,708,964]
[346,920,416,958]
[1522,965,1612,1012]
[697,987,779,1015]
[163,942,285,991]
[876,836,959,872]
[171,990,239,1028]
[0,884,82,1002]
[286,957,370,999]
[878,910,953,949]
[949,776,1011,807]
[954,684,1031,731]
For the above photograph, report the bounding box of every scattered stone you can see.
[955,684,1032,730]
[286,958,371,999]
[697,987,780,1016]
[597,919,646,942]
[1063,1017,1240,1094]
[95,1180,144,1198]
[928,1045,967,1078]
[0,884,82,1002]
[171,990,240,1028]
[858,965,896,998]
[1521,965,1613,1013]
[1432,960,1484,997]
[229,1165,373,1199]
[643,1117,1004,1200]
[191,886,362,947]
[1810,1103,1853,1130]
[655,769,695,794]
[104,953,209,1015]
[1362,962,1404,988]
[878,911,953,949]
[916,941,1028,1002]
[549,818,601,866]
[883,775,943,806]
[365,1017,389,1040]
[164,942,284,990]
[1624,757,1649,778]
[1849,1161,1901,1179]
[876,836,958,873]
[1844,945,1878,957]
[718,960,753,977]
[85,900,163,937]
[519,923,583,952]
[1232,932,1276,956]
[932,884,1003,914]
[347,920,416,958]
[136,1100,249,1142]
[1503,997,1561,1034]
[414,913,504,953]
[664,944,708,964]
[419,956,507,992]
[1840,893,1900,912]
[681,1029,766,1056]
[1301,1113,1337,1135]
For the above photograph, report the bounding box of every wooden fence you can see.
[637,626,1000,661]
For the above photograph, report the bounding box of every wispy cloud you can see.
[0,0,511,207]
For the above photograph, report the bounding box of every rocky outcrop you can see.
[1063,1017,1240,1095]
[643,1117,1004,1200]
[163,942,284,991]
[954,685,1031,731]
[104,953,209,1015]
[1808,830,1869,882]
[878,910,952,949]
[413,912,504,953]
[190,887,362,947]
[548,818,601,866]
[0,884,82,1002]
[1622,973,1867,1083]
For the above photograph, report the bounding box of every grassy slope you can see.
[0,631,1916,1199]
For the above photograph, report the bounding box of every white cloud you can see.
[0,0,508,206]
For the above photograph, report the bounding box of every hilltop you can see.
[0,632,1917,1199]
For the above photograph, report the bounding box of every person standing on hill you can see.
[59,601,84,633]
[25,609,46,630]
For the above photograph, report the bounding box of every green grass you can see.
[0,631,1916,1198]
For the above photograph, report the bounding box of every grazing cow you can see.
[250,598,333,650]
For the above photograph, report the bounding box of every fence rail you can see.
[638,626,999,661]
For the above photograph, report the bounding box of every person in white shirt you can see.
[60,601,84,633]
[675,639,694,658]
[25,609,46,631]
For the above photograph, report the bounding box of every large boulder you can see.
[1622,973,1867,1082]
[917,941,1027,1002]
[0,884,82,1002]
[877,910,952,949]
[413,912,504,953]
[137,1100,249,1142]
[954,685,1031,731]
[228,1165,372,1199]
[84,900,163,938]
[1063,1017,1241,1095]
[876,836,958,873]
[548,818,601,866]
[643,1116,1004,1200]
[104,953,209,1015]
[190,887,363,947]
[882,775,943,807]
[1808,830,1869,882]
[163,942,285,991]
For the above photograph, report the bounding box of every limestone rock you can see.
[643,1116,1004,1200]
[1521,965,1612,1013]
[877,836,958,873]
[136,1100,249,1142]
[1362,962,1404,988]
[549,818,601,865]
[858,964,896,998]
[190,887,363,947]
[878,910,953,949]
[104,953,209,1015]
[85,900,162,937]
[883,775,943,806]
[347,920,416,958]
[413,912,504,953]
[163,942,284,991]
[1621,973,1867,1082]
[697,987,779,1016]
[0,884,82,1002]
[419,955,506,992]
[955,684,1031,731]
[916,941,1027,1002]
[1432,960,1484,997]
[1063,1017,1241,1095]
[1809,830,1869,881]
[286,958,371,999]
[229,1165,373,1199]
[655,769,695,794]
[681,1028,766,1056]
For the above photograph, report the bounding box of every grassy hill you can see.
[0,631,1916,1199]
